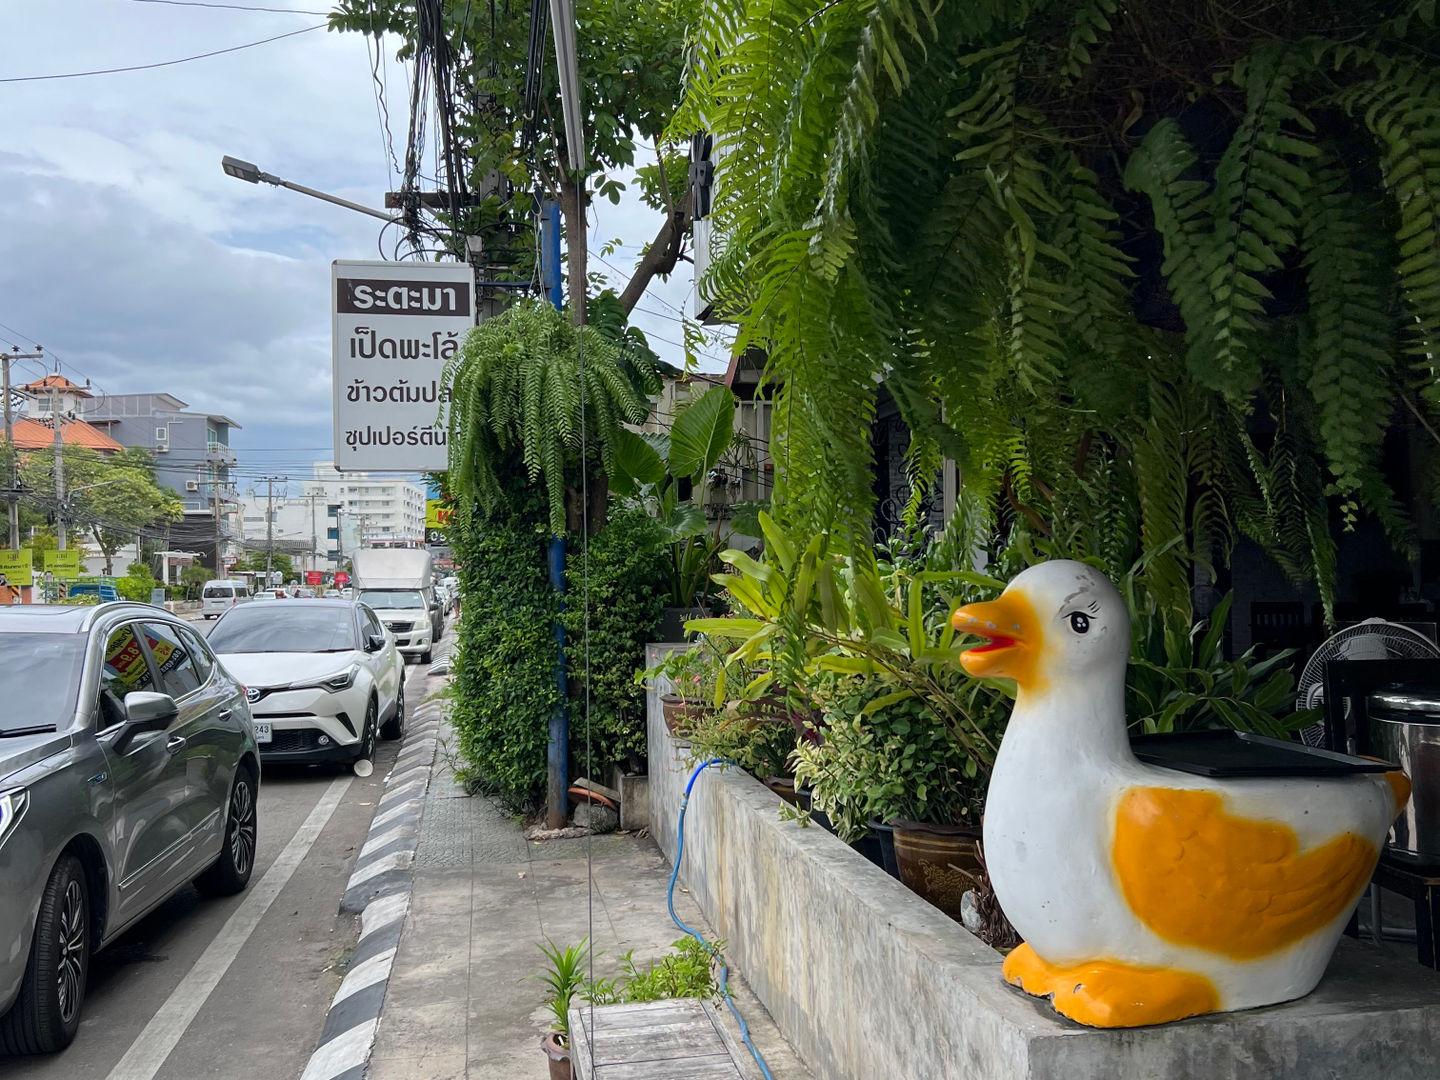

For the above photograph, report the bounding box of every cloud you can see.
[1,2,715,483]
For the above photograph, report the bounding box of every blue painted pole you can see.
[540,200,570,829]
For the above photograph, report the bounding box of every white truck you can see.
[351,548,442,663]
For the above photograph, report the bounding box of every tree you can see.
[180,565,212,600]
[675,0,1440,623]
[19,446,183,572]
[329,0,695,324]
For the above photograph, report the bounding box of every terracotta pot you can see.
[660,694,703,737]
[891,821,982,921]
[542,1031,571,1080]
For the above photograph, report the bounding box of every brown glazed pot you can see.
[891,821,982,921]
[542,1031,572,1080]
[763,776,802,806]
[660,694,703,737]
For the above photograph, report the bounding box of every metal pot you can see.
[1366,687,1440,863]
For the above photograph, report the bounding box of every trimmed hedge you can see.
[448,479,666,810]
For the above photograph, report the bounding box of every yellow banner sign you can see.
[43,548,83,579]
[0,548,34,588]
[425,498,453,530]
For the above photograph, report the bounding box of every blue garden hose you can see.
[667,759,777,1080]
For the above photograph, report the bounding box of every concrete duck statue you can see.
[951,560,1409,1028]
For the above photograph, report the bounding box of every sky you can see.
[0,0,714,498]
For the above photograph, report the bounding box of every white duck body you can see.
[956,561,1406,1027]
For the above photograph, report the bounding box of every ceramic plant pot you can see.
[892,821,982,921]
[542,1032,571,1080]
[660,694,703,738]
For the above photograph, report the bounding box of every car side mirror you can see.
[366,633,387,653]
[115,691,178,752]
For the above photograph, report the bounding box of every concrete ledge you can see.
[645,645,1440,1080]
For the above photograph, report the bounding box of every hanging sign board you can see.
[331,259,475,472]
[0,548,33,588]
[43,548,82,579]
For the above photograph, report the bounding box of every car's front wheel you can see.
[351,699,378,763]
[0,853,89,1054]
[381,677,405,741]
[195,768,257,897]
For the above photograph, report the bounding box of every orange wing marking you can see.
[1112,787,1378,960]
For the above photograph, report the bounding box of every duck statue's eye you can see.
[1068,612,1091,634]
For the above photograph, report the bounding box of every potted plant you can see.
[794,675,994,905]
[642,645,722,738]
[537,939,588,1080]
[538,936,721,1075]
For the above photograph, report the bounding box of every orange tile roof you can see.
[1,417,123,454]
[21,374,91,395]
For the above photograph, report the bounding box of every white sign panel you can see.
[332,259,474,472]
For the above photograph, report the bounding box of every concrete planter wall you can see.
[645,645,1440,1080]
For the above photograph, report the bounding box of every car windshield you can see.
[208,605,358,654]
[358,590,425,610]
[0,633,85,732]
[203,586,236,598]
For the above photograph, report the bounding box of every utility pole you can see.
[2,345,42,549]
[51,383,66,552]
[211,463,224,574]
[263,476,278,587]
[540,204,570,829]
[304,490,320,573]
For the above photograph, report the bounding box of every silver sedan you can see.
[0,603,258,1053]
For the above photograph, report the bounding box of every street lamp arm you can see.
[220,155,399,224]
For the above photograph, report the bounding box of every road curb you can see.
[300,660,447,1080]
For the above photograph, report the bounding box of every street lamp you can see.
[220,155,399,224]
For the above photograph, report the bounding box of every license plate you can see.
[254,722,273,744]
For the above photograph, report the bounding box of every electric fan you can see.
[1294,619,1440,747]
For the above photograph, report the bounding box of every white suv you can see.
[208,599,405,764]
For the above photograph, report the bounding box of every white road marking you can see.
[105,776,353,1080]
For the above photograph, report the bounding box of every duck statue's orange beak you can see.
[952,590,1045,692]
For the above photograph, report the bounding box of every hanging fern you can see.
[673,0,1440,606]
[443,301,659,534]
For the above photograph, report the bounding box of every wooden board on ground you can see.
[568,998,762,1080]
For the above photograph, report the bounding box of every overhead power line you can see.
[122,0,332,13]
[0,22,325,83]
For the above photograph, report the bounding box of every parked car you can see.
[200,579,247,619]
[323,589,342,599]
[207,600,405,764]
[0,603,258,1052]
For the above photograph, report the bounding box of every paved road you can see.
[2,741,403,1080]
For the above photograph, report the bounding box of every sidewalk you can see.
[367,713,811,1080]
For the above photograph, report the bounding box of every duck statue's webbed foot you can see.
[1002,943,1219,1028]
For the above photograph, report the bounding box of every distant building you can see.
[311,464,425,548]
[75,392,240,569]
[235,487,346,573]
[242,465,426,568]
[5,375,124,455]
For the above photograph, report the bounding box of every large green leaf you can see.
[667,385,735,481]
[610,428,666,496]
[660,502,708,541]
